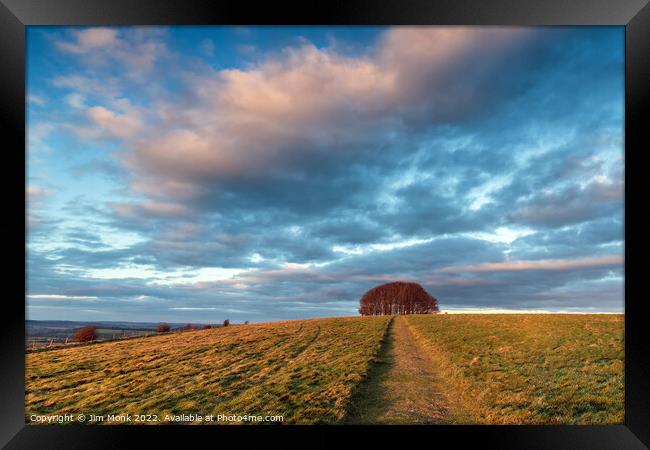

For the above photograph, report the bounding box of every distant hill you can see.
[26,319,217,344]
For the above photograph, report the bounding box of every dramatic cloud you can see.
[26,26,624,322]
[116,28,535,208]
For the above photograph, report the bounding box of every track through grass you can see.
[405,314,624,424]
[345,316,449,424]
[25,314,623,425]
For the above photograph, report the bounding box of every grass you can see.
[405,314,624,424]
[25,314,624,425]
[26,316,390,424]
[345,316,449,424]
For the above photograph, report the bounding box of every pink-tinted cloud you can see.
[111,28,532,204]
[112,201,192,219]
[26,186,48,198]
[56,28,119,54]
[443,254,623,273]
[55,28,169,73]
[86,105,144,139]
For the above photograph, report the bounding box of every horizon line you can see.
[26,309,625,325]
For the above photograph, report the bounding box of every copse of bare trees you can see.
[223,319,230,327]
[359,281,439,316]
[157,323,170,333]
[73,324,98,342]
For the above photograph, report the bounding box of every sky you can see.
[26,26,624,323]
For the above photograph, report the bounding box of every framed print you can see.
[2,0,649,448]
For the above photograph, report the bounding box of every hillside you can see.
[25,314,623,425]
[26,316,390,424]
[406,314,624,424]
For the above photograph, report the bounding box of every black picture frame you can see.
[2,0,648,448]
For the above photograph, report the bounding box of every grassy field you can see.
[345,316,449,424]
[405,314,624,424]
[26,316,390,424]
[25,314,623,425]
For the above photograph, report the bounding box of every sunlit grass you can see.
[406,314,624,424]
[26,316,390,424]
[26,314,623,425]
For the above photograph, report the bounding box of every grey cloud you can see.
[508,180,622,228]
[27,27,624,321]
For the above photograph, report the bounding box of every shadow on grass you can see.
[343,317,396,424]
